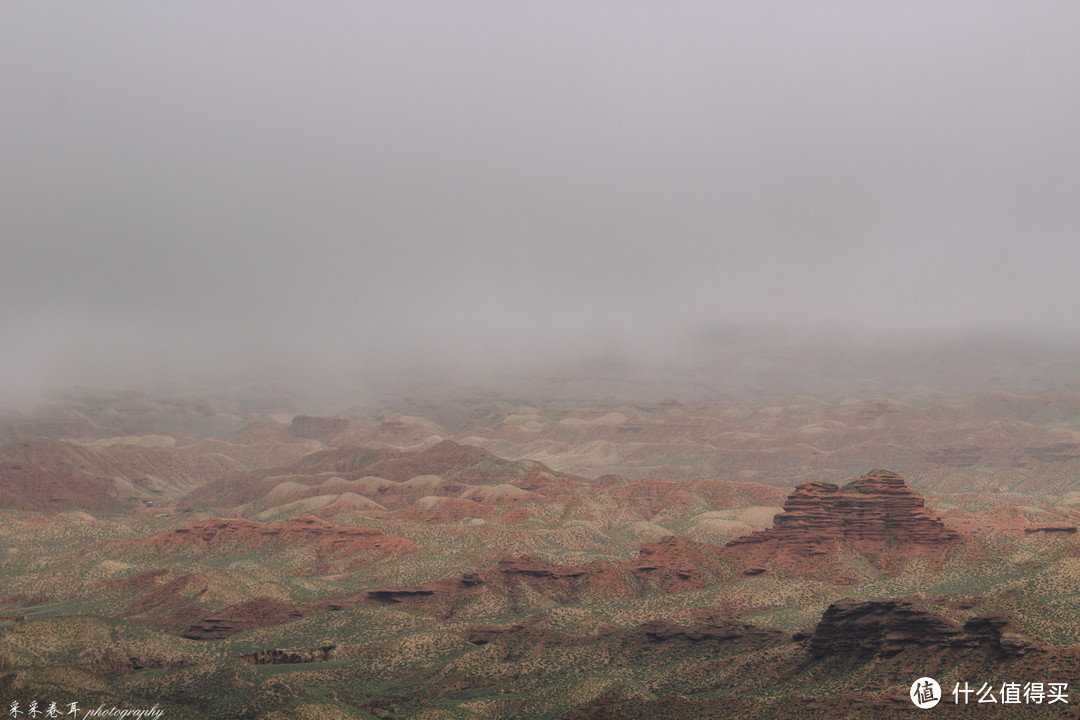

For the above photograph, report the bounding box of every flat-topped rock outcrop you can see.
[726,470,964,575]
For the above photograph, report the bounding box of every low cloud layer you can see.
[4,1,1080,399]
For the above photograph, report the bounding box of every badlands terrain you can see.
[3,387,1080,718]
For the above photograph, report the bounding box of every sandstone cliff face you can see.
[726,470,963,574]
[808,599,1041,661]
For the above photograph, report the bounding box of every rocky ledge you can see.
[808,599,1041,661]
[629,618,787,645]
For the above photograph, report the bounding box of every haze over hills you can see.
[7,328,1080,414]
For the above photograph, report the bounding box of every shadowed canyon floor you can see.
[3,389,1080,718]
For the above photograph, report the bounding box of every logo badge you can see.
[911,677,941,708]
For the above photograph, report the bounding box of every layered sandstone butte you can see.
[727,470,963,567]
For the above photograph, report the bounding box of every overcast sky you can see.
[3,1,1080,397]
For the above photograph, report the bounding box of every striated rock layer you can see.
[726,470,963,573]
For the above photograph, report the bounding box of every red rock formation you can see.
[726,470,963,574]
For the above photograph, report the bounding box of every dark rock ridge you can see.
[809,599,1041,661]
[727,470,963,562]
[630,618,787,645]
[239,645,336,664]
[1024,523,1077,534]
